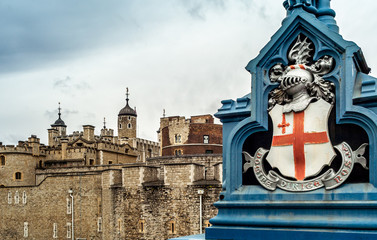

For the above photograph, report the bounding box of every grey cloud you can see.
[258,5,268,20]
[53,76,91,95]
[0,0,235,75]
[2,134,24,145]
[45,108,78,120]
[0,0,144,74]
[182,0,225,20]
[85,112,96,119]
[64,110,79,116]
[188,4,206,20]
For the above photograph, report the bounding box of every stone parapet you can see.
[122,165,160,187]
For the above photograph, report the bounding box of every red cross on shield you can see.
[266,99,336,180]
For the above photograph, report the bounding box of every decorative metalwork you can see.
[268,36,335,112]
[243,35,368,192]
[243,143,368,192]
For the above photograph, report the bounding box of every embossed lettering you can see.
[280,181,287,187]
[341,169,349,176]
[305,182,313,189]
[344,160,352,169]
[334,175,342,183]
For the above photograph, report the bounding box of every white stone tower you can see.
[48,103,67,146]
[118,88,137,139]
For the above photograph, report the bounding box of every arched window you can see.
[127,123,132,129]
[203,135,209,144]
[175,149,182,156]
[175,134,181,143]
[0,155,5,166]
[15,172,22,180]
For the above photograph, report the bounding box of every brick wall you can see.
[160,115,222,157]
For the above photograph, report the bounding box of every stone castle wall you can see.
[0,172,103,239]
[0,152,38,187]
[0,155,222,240]
[123,184,221,240]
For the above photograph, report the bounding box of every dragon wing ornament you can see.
[268,35,335,111]
[288,37,313,65]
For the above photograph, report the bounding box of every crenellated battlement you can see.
[0,145,32,154]
[0,145,46,155]
[133,138,160,147]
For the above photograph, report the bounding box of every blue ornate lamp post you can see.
[172,1,377,239]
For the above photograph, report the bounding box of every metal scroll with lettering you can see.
[243,36,368,192]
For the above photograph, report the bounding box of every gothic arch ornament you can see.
[243,35,368,192]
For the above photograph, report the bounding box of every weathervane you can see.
[126,87,130,104]
[58,102,62,118]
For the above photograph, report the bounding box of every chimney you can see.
[48,128,58,146]
[61,138,68,160]
[83,125,95,142]
[28,135,40,156]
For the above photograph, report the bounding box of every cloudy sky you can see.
[1,0,377,145]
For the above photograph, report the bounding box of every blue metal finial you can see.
[283,0,338,32]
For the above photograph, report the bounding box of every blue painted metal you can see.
[209,2,377,240]
[283,0,338,32]
[172,1,377,240]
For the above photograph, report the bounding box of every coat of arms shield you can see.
[267,99,336,180]
[242,35,368,192]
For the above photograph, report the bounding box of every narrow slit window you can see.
[53,223,58,238]
[169,221,176,234]
[66,223,71,238]
[22,191,27,204]
[8,191,12,204]
[24,222,29,238]
[117,219,122,234]
[98,217,103,232]
[139,220,145,233]
[67,198,71,214]
[14,191,19,204]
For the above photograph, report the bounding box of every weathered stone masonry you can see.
[0,155,222,240]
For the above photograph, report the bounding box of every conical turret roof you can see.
[51,103,67,127]
[118,102,137,116]
[118,88,137,117]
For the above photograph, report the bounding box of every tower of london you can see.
[0,90,222,240]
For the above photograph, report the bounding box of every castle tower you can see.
[100,117,114,142]
[118,88,137,139]
[48,103,67,146]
